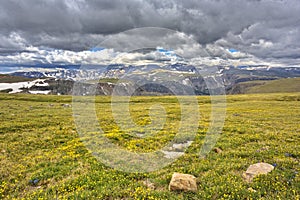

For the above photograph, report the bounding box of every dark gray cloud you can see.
[0,0,300,65]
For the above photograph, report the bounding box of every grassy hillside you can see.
[0,74,35,83]
[228,77,300,94]
[245,77,300,94]
[0,93,299,199]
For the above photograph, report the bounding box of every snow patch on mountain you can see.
[0,79,48,94]
[29,90,51,94]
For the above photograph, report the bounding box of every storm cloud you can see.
[0,0,299,66]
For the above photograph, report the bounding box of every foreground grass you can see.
[0,93,299,199]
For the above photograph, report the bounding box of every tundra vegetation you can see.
[0,93,299,199]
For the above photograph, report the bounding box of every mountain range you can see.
[1,64,300,95]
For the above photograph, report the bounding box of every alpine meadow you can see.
[0,93,299,199]
[1,0,300,199]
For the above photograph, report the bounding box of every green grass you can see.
[245,77,300,94]
[0,93,299,199]
[98,78,120,83]
[0,74,35,83]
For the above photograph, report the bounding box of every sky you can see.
[0,0,300,67]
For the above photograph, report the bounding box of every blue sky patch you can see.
[89,47,105,52]
[228,48,239,53]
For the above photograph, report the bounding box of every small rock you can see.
[243,162,274,183]
[284,153,296,158]
[61,104,71,108]
[272,163,277,167]
[169,173,197,192]
[213,147,223,154]
[161,151,184,159]
[1,149,6,153]
[29,178,39,186]
[172,141,193,151]
[33,179,39,185]
[142,179,155,190]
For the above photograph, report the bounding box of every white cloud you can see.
[251,39,274,48]
[0,46,183,66]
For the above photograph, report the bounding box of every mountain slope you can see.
[0,74,35,83]
[245,77,300,94]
